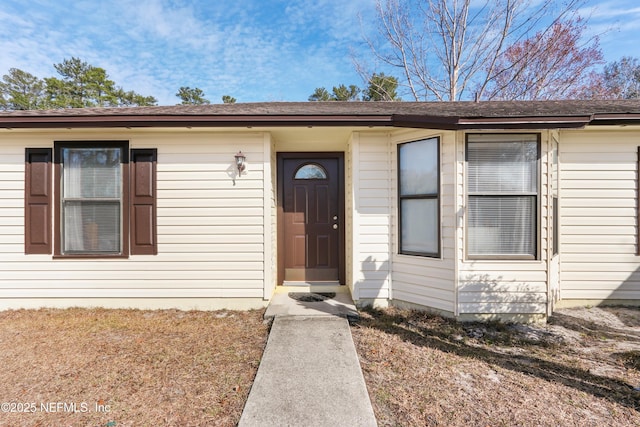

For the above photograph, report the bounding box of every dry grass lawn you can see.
[352,306,640,427]
[3,304,640,427]
[0,308,269,427]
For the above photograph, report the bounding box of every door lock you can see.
[332,224,338,229]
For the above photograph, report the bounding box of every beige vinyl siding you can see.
[391,130,456,313]
[268,137,277,297]
[558,129,640,300]
[547,132,560,314]
[0,144,24,257]
[0,130,270,309]
[350,132,391,300]
[346,135,355,294]
[457,132,551,316]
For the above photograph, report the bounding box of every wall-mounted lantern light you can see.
[234,151,246,175]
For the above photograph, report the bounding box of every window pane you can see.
[294,164,327,180]
[63,201,121,253]
[399,138,438,196]
[467,140,537,193]
[401,199,438,254]
[63,148,121,198]
[468,196,535,256]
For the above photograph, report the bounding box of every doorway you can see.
[277,153,345,284]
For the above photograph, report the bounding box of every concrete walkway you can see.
[239,287,377,427]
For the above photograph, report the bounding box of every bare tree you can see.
[484,17,604,100]
[358,0,587,101]
[603,57,640,99]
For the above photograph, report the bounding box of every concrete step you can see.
[264,286,359,321]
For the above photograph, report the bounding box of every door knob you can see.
[332,224,338,229]
[333,216,338,220]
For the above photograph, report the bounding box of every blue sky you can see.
[1,0,639,105]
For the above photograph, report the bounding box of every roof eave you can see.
[392,114,593,130]
[589,113,640,126]
[1,112,639,130]
[0,114,396,129]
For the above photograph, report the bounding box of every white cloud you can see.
[578,0,640,62]
[0,0,395,103]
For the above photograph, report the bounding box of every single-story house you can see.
[1,100,640,322]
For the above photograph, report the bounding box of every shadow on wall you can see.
[460,259,640,318]
[459,272,551,297]
[358,256,391,303]
[459,269,548,321]
[357,253,640,318]
[226,162,243,185]
[595,267,640,308]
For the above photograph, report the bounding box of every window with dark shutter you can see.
[25,148,52,254]
[130,149,157,255]
[30,143,158,258]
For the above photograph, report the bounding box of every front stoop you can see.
[263,285,359,321]
[238,316,377,427]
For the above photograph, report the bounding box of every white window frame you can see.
[54,141,129,257]
[397,137,440,258]
[466,133,540,260]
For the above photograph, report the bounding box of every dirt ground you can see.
[352,305,640,427]
[2,305,639,426]
[0,308,269,427]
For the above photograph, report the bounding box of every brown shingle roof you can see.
[1,100,640,129]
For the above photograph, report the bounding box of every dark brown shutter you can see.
[25,148,52,254]
[130,149,157,255]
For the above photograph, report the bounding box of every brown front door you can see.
[278,153,344,284]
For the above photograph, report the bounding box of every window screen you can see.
[467,134,538,258]
[60,146,124,254]
[398,137,439,257]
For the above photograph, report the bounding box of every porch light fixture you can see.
[235,151,246,175]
